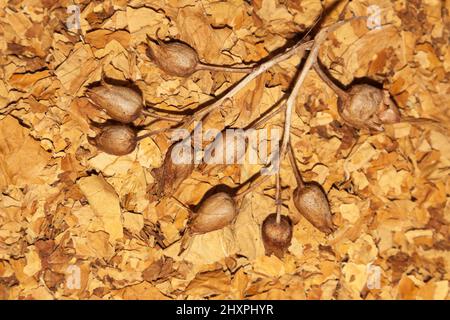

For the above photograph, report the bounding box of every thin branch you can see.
[179,40,314,130]
[288,140,304,189]
[275,172,282,224]
[278,18,364,171]
[234,174,271,200]
[142,110,184,122]
[197,63,255,73]
[136,128,172,140]
[313,62,349,101]
[246,100,286,130]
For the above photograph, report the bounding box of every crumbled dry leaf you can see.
[0,116,51,188]
[339,203,360,224]
[77,175,124,244]
[0,0,448,301]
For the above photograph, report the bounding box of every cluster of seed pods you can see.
[84,31,419,259]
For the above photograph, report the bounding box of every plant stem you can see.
[198,63,255,73]
[288,140,305,189]
[234,174,271,200]
[402,116,449,132]
[246,100,287,130]
[170,196,193,214]
[313,62,349,101]
[136,128,171,140]
[278,18,363,173]
[275,172,282,224]
[142,110,184,122]
[180,40,314,130]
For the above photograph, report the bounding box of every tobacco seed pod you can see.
[87,83,143,123]
[338,84,401,131]
[89,124,137,156]
[288,142,334,234]
[202,130,248,165]
[178,190,239,255]
[146,41,199,77]
[153,142,195,197]
[189,192,237,235]
[314,64,401,131]
[146,40,254,77]
[261,213,293,259]
[293,183,334,234]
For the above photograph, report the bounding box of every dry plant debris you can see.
[0,0,449,300]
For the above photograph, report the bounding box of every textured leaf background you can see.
[0,0,449,300]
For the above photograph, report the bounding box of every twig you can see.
[246,100,287,130]
[198,64,255,74]
[179,40,314,130]
[287,140,304,189]
[400,116,448,132]
[136,128,172,140]
[278,18,364,169]
[170,196,193,213]
[313,62,348,101]
[234,174,272,200]
[275,172,282,224]
[142,110,184,122]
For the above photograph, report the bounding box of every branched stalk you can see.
[313,62,349,101]
[275,172,282,224]
[180,40,314,130]
[197,63,255,74]
[234,174,271,200]
[142,110,184,122]
[278,17,364,170]
[288,140,304,189]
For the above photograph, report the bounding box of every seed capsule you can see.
[313,64,400,131]
[293,183,334,234]
[288,142,334,234]
[89,124,137,156]
[153,142,195,197]
[146,41,199,77]
[261,213,293,258]
[87,84,143,123]
[178,191,238,254]
[146,40,254,77]
[189,192,237,235]
[203,130,247,165]
[338,84,401,131]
